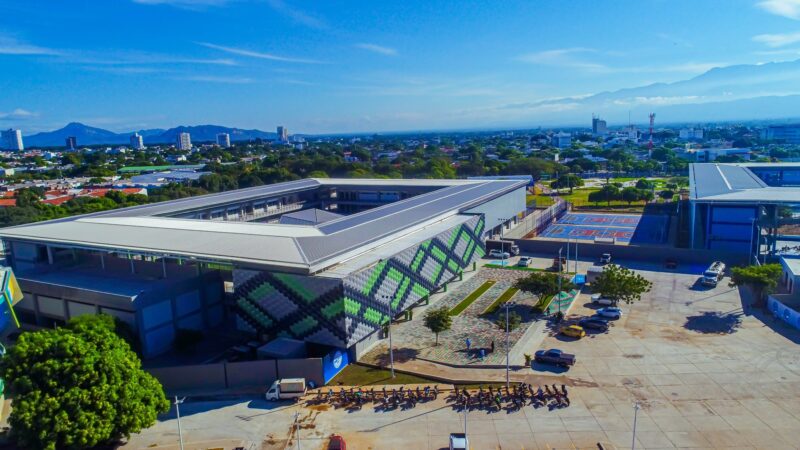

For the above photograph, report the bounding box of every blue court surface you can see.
[539,212,670,244]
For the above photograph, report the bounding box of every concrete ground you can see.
[124,257,800,450]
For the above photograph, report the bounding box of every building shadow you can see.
[683,310,743,334]
[370,347,420,365]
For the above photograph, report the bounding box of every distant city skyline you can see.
[3,1,800,134]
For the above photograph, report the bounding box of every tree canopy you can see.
[514,272,575,303]
[593,264,652,305]
[0,314,170,450]
[729,263,782,305]
[423,306,452,345]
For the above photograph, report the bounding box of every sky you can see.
[3,0,800,134]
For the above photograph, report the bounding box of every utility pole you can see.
[503,302,516,390]
[380,294,395,378]
[557,247,563,313]
[174,396,186,450]
[294,411,301,450]
[632,402,641,450]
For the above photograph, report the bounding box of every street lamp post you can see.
[631,402,641,450]
[380,294,395,378]
[557,247,563,314]
[294,411,301,450]
[502,301,516,390]
[174,396,185,450]
[498,218,507,266]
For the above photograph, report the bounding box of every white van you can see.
[265,378,306,401]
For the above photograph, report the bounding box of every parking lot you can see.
[125,258,800,450]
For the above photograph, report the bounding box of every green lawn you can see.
[449,280,496,316]
[328,364,436,386]
[482,287,519,316]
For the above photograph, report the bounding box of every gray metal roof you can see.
[0,178,527,274]
[689,163,800,203]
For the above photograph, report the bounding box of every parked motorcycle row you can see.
[308,385,440,411]
[307,382,570,413]
[448,383,570,412]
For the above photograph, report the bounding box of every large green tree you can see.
[729,263,783,306]
[551,174,584,194]
[593,264,652,305]
[514,272,575,304]
[0,314,170,450]
[423,306,452,345]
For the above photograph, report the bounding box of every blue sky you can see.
[2,0,800,134]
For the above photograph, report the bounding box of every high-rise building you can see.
[679,128,704,141]
[591,115,608,136]
[761,124,800,144]
[65,136,77,150]
[130,133,145,150]
[551,132,572,148]
[176,132,192,150]
[277,126,288,142]
[216,133,231,148]
[1,129,24,151]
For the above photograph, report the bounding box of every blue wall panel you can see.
[141,300,172,330]
[710,206,757,223]
[175,290,201,316]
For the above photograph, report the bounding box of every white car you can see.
[591,293,614,306]
[488,249,511,259]
[596,307,623,320]
[449,433,468,450]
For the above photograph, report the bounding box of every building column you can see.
[689,201,697,249]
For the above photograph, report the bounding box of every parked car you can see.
[488,249,511,259]
[590,293,615,306]
[596,307,622,320]
[534,348,576,367]
[449,433,468,450]
[701,261,726,287]
[599,253,612,265]
[517,256,532,267]
[329,434,346,450]
[560,325,586,338]
[578,317,610,331]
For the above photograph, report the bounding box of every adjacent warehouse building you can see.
[0,178,527,358]
[689,163,800,257]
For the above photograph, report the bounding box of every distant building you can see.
[679,128,704,141]
[130,133,145,150]
[551,132,571,149]
[679,147,751,162]
[65,136,77,150]
[762,124,800,144]
[277,126,288,142]
[176,132,192,150]
[1,129,24,151]
[591,115,607,136]
[216,133,231,148]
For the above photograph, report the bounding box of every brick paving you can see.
[364,267,577,367]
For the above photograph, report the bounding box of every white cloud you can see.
[516,48,608,71]
[753,31,800,47]
[0,35,59,55]
[265,0,327,29]
[0,109,36,120]
[355,43,398,56]
[197,42,324,64]
[179,75,253,83]
[756,0,800,19]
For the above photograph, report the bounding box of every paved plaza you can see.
[125,258,800,449]
[362,265,575,366]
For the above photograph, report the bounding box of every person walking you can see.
[491,340,495,354]
[479,348,485,362]
[465,337,471,352]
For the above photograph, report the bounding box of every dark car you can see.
[579,317,610,331]
[534,348,576,367]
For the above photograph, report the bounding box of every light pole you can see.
[502,301,517,390]
[174,396,186,450]
[294,411,301,450]
[631,402,640,450]
[498,218,507,266]
[380,294,395,378]
[557,247,563,314]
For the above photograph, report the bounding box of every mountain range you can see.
[24,123,277,147]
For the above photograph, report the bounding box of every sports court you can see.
[538,212,670,244]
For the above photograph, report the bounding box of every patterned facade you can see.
[233,214,485,348]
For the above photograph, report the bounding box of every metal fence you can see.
[505,199,566,239]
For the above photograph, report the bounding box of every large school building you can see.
[0,178,527,358]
